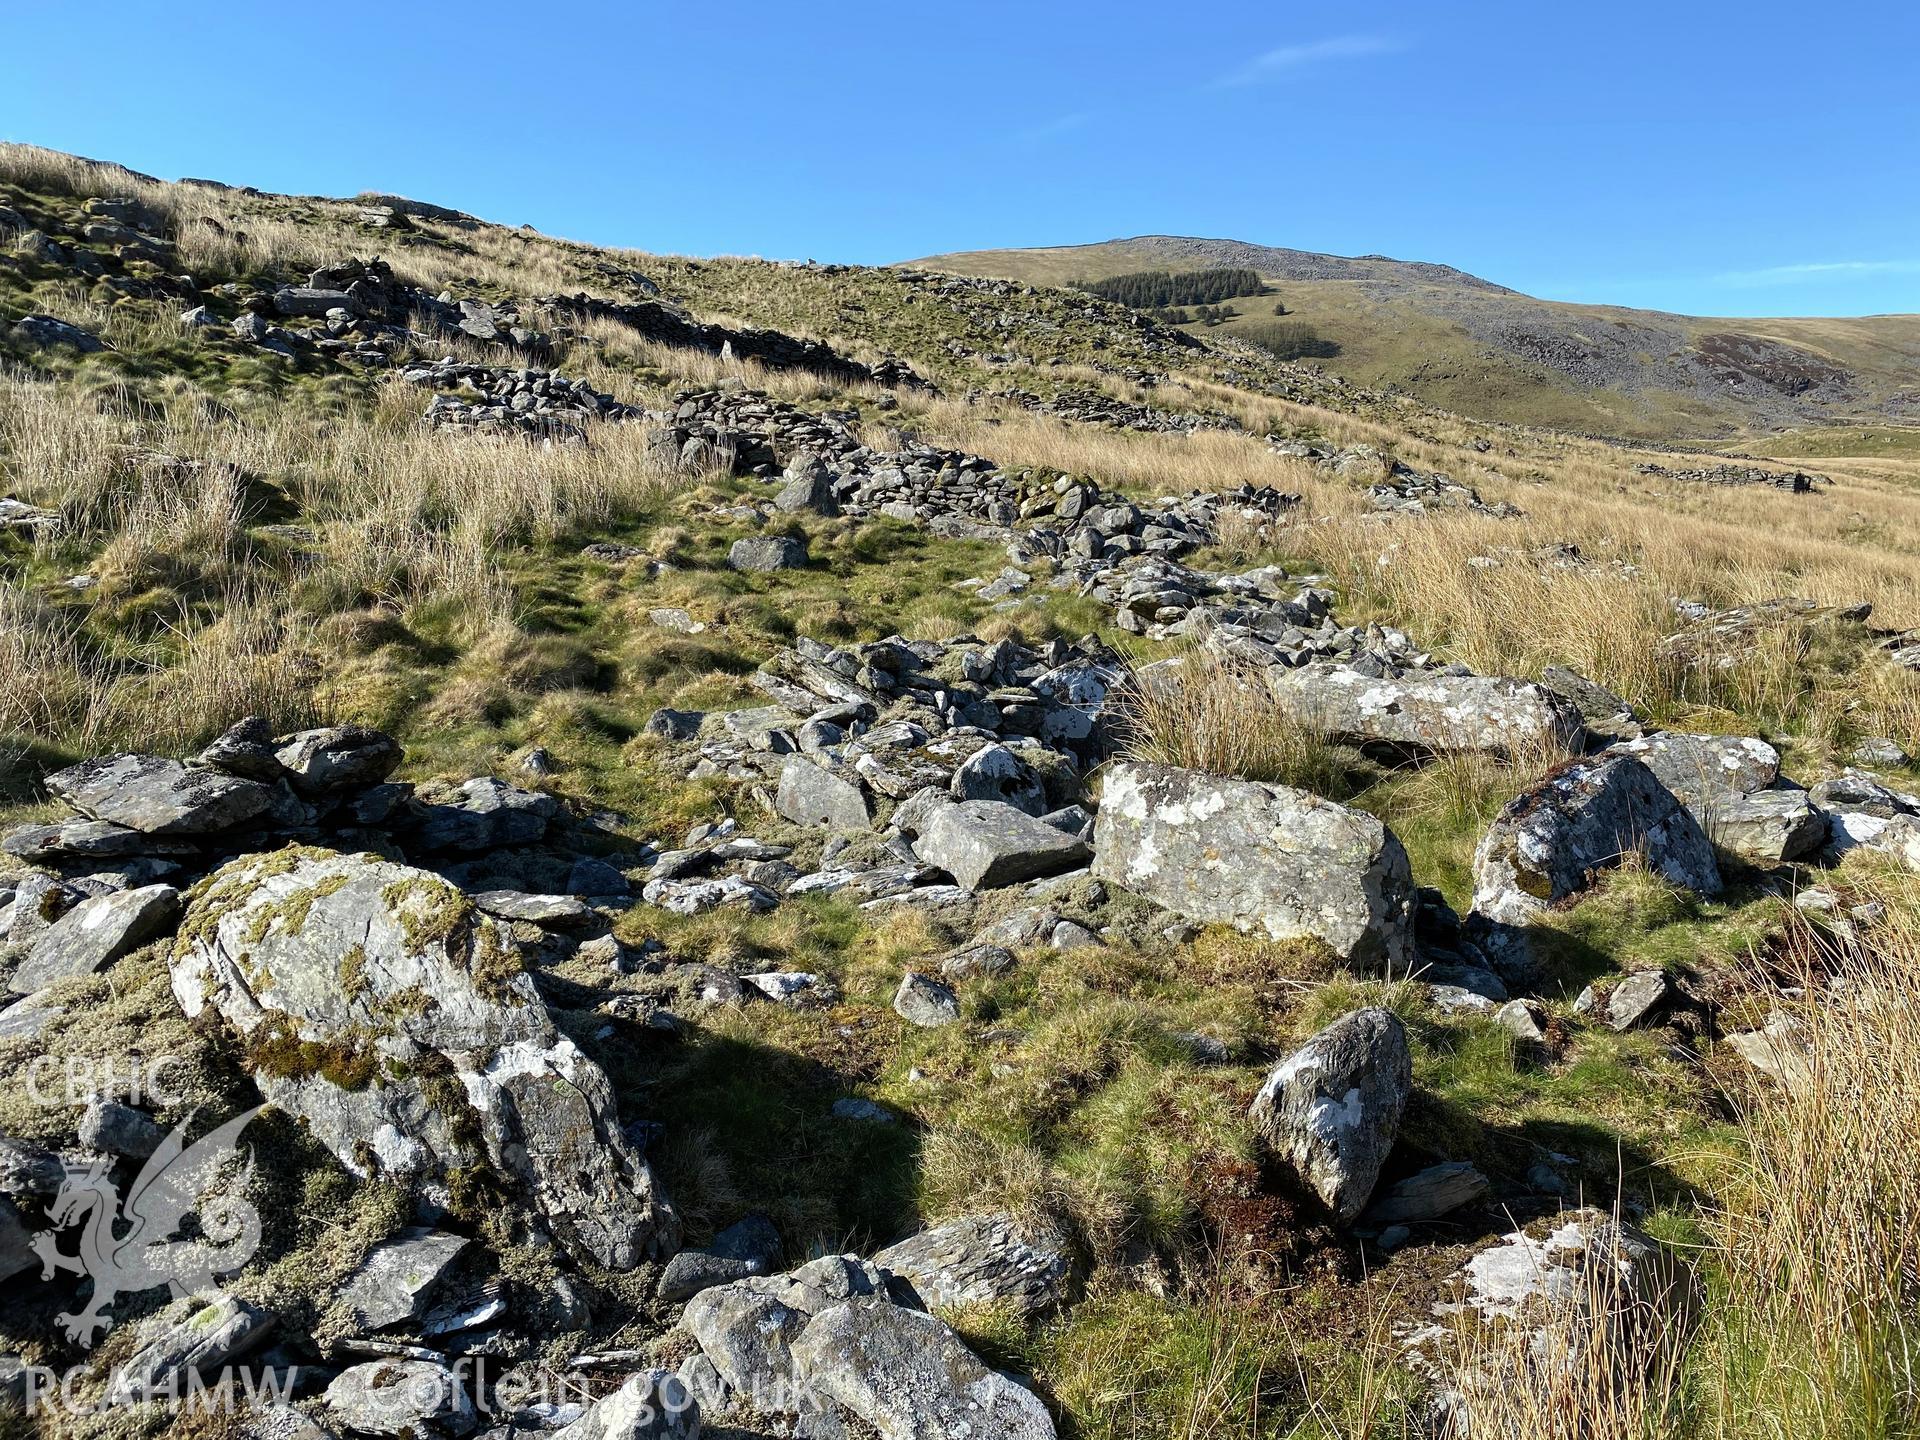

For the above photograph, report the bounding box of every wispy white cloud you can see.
[1214,34,1405,89]
[1715,258,1920,287]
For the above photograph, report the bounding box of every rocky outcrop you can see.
[1093,762,1416,969]
[1250,1008,1411,1222]
[171,849,676,1267]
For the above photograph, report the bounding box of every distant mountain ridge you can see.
[906,236,1920,440]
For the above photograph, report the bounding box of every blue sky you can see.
[5,1,1917,317]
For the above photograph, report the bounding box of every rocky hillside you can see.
[1,145,1918,1438]
[912,235,1920,442]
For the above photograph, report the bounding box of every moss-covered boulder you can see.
[170,848,676,1268]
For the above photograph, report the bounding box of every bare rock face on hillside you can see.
[1093,762,1417,969]
[170,849,676,1267]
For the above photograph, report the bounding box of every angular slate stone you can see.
[1250,1007,1411,1223]
[334,1227,470,1330]
[775,756,871,830]
[11,883,179,994]
[914,800,1091,891]
[48,753,275,835]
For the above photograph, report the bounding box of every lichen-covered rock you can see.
[1403,1210,1700,1433]
[47,753,276,835]
[728,535,809,572]
[1265,666,1584,755]
[273,725,405,794]
[1605,732,1779,805]
[171,849,675,1268]
[874,1212,1071,1319]
[1700,788,1826,863]
[553,1369,700,1439]
[324,1358,475,1437]
[11,883,179,994]
[914,800,1091,890]
[1250,1007,1411,1222]
[893,971,961,1028]
[792,1296,1057,1439]
[103,1295,275,1406]
[1471,755,1721,929]
[1093,761,1416,969]
[775,755,872,830]
[683,1255,886,1419]
[405,776,558,851]
[950,742,1049,815]
[332,1227,469,1330]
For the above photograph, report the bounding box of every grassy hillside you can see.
[911,236,1920,443]
[1,146,1918,1439]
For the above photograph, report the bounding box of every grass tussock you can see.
[1116,647,1349,794]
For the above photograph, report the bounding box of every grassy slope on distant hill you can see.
[909,237,1920,443]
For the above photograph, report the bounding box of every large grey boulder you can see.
[728,535,809,572]
[1403,1210,1699,1433]
[1093,762,1416,970]
[792,1298,1057,1439]
[775,756,871,830]
[48,753,276,835]
[683,1255,885,1418]
[11,883,179,994]
[874,1213,1071,1319]
[1264,666,1584,755]
[171,849,675,1268]
[1250,1008,1411,1223]
[914,800,1091,890]
[1606,732,1779,805]
[1471,755,1721,929]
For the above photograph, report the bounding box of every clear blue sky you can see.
[5,1,1918,318]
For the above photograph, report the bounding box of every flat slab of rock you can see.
[776,755,871,830]
[915,799,1091,890]
[1266,666,1584,755]
[657,1212,784,1302]
[1093,761,1416,969]
[1362,1161,1490,1226]
[334,1227,470,1330]
[104,1295,275,1406]
[48,753,275,835]
[11,884,179,994]
[1471,754,1721,929]
[1,819,192,861]
[875,1212,1070,1319]
[894,971,960,1027]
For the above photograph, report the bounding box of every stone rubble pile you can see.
[541,291,936,393]
[977,383,1242,433]
[1267,436,1522,517]
[1636,459,1826,492]
[400,358,643,438]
